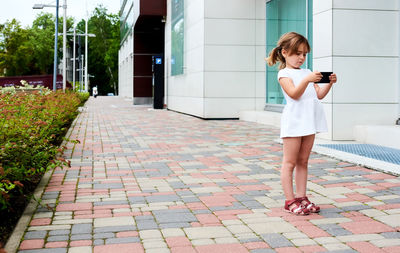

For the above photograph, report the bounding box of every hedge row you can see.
[0,88,89,210]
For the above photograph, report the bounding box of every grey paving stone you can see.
[136,221,158,230]
[381,232,400,239]
[383,198,400,204]
[181,197,200,203]
[48,230,70,236]
[135,215,154,221]
[70,234,92,240]
[246,190,269,196]
[192,209,212,214]
[23,231,47,239]
[41,193,60,200]
[319,211,345,218]
[94,239,104,246]
[128,196,146,204]
[239,238,262,243]
[94,200,129,206]
[153,209,197,223]
[323,250,357,253]
[105,237,140,244]
[340,205,370,212]
[71,223,92,234]
[233,194,254,201]
[94,225,136,233]
[170,182,187,189]
[216,182,234,187]
[93,233,115,239]
[47,235,69,241]
[146,194,180,203]
[176,190,193,196]
[241,200,265,209]
[19,249,67,253]
[250,249,276,253]
[159,222,191,229]
[260,233,293,248]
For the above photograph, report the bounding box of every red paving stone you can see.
[275,247,303,253]
[19,239,44,250]
[116,231,139,238]
[296,225,331,238]
[298,245,327,253]
[347,241,386,253]
[340,219,396,234]
[29,218,52,226]
[170,246,197,253]
[243,242,270,249]
[69,240,92,247]
[94,243,144,253]
[45,242,68,248]
[166,237,192,247]
[196,243,249,253]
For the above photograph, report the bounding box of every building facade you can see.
[119,0,400,144]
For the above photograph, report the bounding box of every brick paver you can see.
[13,97,400,252]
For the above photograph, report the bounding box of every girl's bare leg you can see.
[295,134,315,198]
[281,137,302,200]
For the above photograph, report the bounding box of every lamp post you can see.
[85,18,88,92]
[33,1,67,91]
[62,0,67,91]
[33,1,60,91]
[60,30,95,93]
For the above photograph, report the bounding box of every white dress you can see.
[277,68,328,138]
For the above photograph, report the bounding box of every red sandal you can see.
[296,196,320,213]
[284,199,310,215]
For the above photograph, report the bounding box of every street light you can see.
[33,1,59,91]
[33,0,67,92]
[59,31,95,92]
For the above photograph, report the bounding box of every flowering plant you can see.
[0,89,87,209]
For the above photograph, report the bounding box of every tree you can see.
[29,13,56,74]
[0,19,34,76]
[76,6,119,95]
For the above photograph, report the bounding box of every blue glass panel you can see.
[266,0,313,105]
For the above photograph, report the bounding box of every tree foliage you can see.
[0,7,119,94]
[77,6,120,95]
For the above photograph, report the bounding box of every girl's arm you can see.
[279,71,322,100]
[314,73,337,99]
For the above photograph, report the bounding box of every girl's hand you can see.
[329,73,337,84]
[307,71,323,83]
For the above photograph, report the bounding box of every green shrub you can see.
[0,89,83,209]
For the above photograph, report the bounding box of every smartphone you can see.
[317,72,333,83]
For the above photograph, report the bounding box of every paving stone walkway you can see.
[11,97,400,253]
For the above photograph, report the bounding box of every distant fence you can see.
[0,75,71,90]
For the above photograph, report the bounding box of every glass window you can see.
[120,0,133,42]
[171,0,184,76]
[266,0,313,105]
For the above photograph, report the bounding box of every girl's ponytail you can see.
[266,46,285,69]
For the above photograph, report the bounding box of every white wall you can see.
[165,0,205,117]
[313,0,400,140]
[118,32,134,98]
[165,0,266,118]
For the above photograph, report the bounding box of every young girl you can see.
[266,32,337,215]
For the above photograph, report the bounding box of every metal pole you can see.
[62,0,67,91]
[85,18,88,92]
[81,54,84,91]
[72,26,76,91]
[53,0,59,91]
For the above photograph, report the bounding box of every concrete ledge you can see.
[239,110,281,128]
[354,125,400,149]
